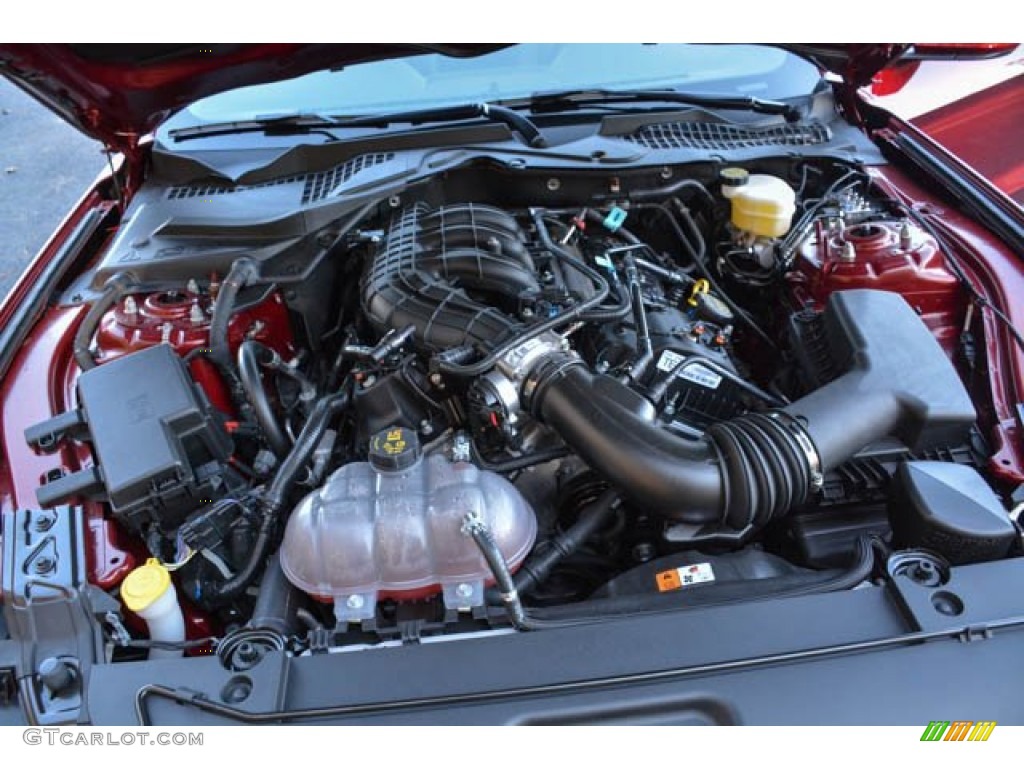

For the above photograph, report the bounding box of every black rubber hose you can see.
[73,272,135,371]
[210,257,258,370]
[249,551,302,636]
[527,536,875,622]
[203,387,351,604]
[237,340,291,459]
[622,254,654,381]
[464,514,584,631]
[485,489,620,604]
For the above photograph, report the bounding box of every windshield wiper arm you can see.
[338,103,547,147]
[170,103,547,147]
[517,88,802,123]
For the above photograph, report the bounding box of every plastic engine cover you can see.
[279,450,537,623]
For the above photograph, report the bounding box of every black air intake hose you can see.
[362,203,539,351]
[528,290,976,529]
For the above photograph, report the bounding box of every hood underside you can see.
[0,43,906,153]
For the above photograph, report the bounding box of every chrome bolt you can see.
[186,278,200,294]
[34,556,55,575]
[546,177,561,191]
[456,583,474,600]
[122,296,138,315]
[189,302,205,326]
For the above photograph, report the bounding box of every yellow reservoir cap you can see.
[728,174,796,239]
[121,558,171,613]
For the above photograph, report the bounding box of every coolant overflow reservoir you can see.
[722,170,796,239]
[280,427,537,624]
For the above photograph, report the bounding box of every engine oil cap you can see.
[369,426,422,472]
[121,558,171,612]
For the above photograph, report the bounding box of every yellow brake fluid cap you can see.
[121,558,171,612]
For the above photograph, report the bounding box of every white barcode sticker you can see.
[656,351,723,390]
[679,363,722,390]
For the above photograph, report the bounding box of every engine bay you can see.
[14,154,1021,671]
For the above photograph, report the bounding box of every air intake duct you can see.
[527,290,976,533]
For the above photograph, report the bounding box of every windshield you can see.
[162,44,821,129]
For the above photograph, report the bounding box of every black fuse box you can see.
[25,344,232,532]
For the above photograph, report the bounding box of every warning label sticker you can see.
[655,562,716,592]
[655,351,722,390]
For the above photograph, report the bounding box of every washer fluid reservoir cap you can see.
[369,426,422,472]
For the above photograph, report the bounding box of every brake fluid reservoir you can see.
[722,170,796,239]
[279,427,537,623]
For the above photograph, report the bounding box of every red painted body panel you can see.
[789,218,962,340]
[914,75,1024,204]
[95,288,295,415]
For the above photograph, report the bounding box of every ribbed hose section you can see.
[362,203,539,352]
[706,413,811,530]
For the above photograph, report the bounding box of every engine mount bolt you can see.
[346,594,365,610]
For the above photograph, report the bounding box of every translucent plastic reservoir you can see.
[279,453,537,623]
[725,174,796,239]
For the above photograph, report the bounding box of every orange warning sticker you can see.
[656,569,682,592]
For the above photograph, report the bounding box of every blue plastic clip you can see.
[603,206,628,232]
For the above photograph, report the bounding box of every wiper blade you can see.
[169,113,344,141]
[338,103,547,147]
[516,88,802,123]
[170,103,547,147]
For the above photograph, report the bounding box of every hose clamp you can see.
[767,411,824,492]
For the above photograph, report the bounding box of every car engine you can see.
[21,156,1017,666]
